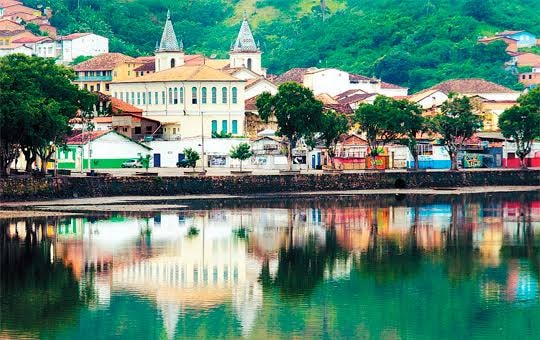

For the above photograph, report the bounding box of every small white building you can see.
[0,43,32,56]
[57,130,152,170]
[59,33,109,63]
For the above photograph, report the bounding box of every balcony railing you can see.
[76,75,113,82]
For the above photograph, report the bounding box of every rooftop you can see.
[67,130,109,144]
[59,32,91,41]
[423,78,519,94]
[111,97,143,114]
[274,68,309,84]
[114,64,242,83]
[73,53,135,71]
[11,35,51,43]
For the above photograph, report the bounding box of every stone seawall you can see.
[1,170,539,201]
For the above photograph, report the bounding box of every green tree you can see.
[138,154,152,172]
[393,99,425,170]
[183,147,200,171]
[353,96,403,169]
[256,82,323,170]
[498,88,540,169]
[0,54,96,176]
[430,95,483,170]
[229,142,253,172]
[319,110,349,169]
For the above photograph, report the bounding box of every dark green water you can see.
[2,192,540,339]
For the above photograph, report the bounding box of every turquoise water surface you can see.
[1,192,540,339]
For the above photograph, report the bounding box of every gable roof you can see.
[12,35,51,43]
[73,53,134,71]
[114,64,241,83]
[424,78,518,94]
[407,89,446,103]
[497,30,525,36]
[381,81,407,90]
[59,32,92,41]
[0,0,22,7]
[274,68,309,84]
[245,96,258,111]
[111,97,143,114]
[67,130,152,149]
[2,4,39,16]
[0,18,24,31]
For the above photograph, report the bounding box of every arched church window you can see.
[168,88,173,104]
[170,58,176,68]
[173,88,178,104]
[211,87,217,104]
[180,88,184,104]
[232,87,238,104]
[192,87,198,104]
[222,87,227,104]
[201,87,207,104]
[247,58,252,70]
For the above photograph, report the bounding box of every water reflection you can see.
[1,192,540,339]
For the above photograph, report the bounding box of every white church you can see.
[109,11,276,139]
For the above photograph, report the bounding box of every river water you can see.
[1,191,540,339]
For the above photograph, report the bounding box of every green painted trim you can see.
[58,163,76,169]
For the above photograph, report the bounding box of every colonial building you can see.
[109,12,251,139]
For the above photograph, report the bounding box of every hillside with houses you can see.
[2,0,539,91]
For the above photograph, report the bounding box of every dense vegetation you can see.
[23,0,540,91]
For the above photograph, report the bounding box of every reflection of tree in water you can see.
[354,220,422,283]
[259,227,347,298]
[0,218,85,335]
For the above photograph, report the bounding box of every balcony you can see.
[76,75,113,82]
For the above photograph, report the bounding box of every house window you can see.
[247,58,252,70]
[232,87,237,104]
[120,92,123,101]
[192,87,198,104]
[168,88,173,104]
[174,88,178,104]
[90,85,94,92]
[131,92,135,104]
[84,84,87,90]
[146,126,153,132]
[155,92,159,104]
[529,75,532,79]
[135,127,141,134]
[522,75,526,80]
[232,120,238,134]
[137,92,141,105]
[201,87,207,104]
[222,87,227,104]
[221,120,227,133]
[96,84,101,92]
[128,71,131,76]
[211,120,218,133]
[211,87,217,104]
[162,91,166,104]
[180,87,184,104]
[142,92,146,105]
[113,92,117,98]
[105,83,110,92]
[148,92,152,105]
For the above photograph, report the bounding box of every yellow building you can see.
[72,53,143,94]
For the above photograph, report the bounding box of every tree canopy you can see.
[0,54,96,175]
[498,88,540,168]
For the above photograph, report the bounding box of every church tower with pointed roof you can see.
[155,10,184,72]
[229,13,265,76]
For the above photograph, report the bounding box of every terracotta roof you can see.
[337,93,376,105]
[12,36,51,43]
[2,4,39,16]
[424,78,519,94]
[335,89,366,100]
[245,96,258,111]
[67,130,108,144]
[381,81,407,89]
[93,117,113,123]
[73,53,135,71]
[134,56,154,63]
[114,64,241,83]
[111,97,143,114]
[59,32,91,41]
[5,12,36,21]
[0,43,29,50]
[0,18,24,31]
[133,62,155,72]
[497,30,524,36]
[0,0,22,7]
[324,103,354,114]
[274,68,309,84]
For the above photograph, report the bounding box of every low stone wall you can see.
[1,170,539,201]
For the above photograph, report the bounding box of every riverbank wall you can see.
[1,169,539,201]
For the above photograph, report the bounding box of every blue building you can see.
[497,30,537,48]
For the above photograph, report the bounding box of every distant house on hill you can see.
[59,32,109,63]
[274,67,408,97]
[479,30,538,52]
